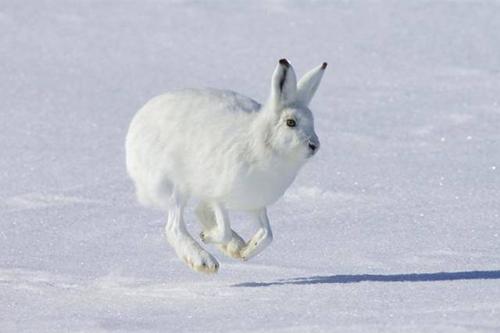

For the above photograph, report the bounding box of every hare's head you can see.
[262,59,327,161]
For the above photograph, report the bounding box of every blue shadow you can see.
[232,270,500,287]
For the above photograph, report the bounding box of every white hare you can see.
[126,59,327,273]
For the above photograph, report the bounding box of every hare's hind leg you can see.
[196,202,246,260]
[165,191,219,273]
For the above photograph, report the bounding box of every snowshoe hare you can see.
[126,59,327,273]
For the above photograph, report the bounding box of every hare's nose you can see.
[308,143,318,153]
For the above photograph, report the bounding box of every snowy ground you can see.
[1,1,500,332]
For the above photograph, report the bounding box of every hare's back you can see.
[129,88,260,151]
[146,88,259,118]
[130,89,257,136]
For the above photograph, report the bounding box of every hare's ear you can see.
[268,59,297,109]
[296,62,327,106]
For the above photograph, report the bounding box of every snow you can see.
[1,0,500,332]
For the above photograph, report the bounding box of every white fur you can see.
[125,59,326,273]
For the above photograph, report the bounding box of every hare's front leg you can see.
[198,202,232,244]
[165,192,219,273]
[240,208,273,260]
[196,202,246,259]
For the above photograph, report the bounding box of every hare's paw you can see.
[177,242,219,274]
[182,251,219,274]
[216,231,246,260]
[240,228,273,261]
[199,230,214,243]
[199,228,231,245]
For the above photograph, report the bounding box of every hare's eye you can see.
[286,119,296,128]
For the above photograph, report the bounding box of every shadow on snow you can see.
[232,270,500,287]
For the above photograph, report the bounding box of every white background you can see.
[1,1,499,332]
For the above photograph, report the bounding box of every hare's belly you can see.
[222,166,298,211]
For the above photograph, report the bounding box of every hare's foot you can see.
[240,228,273,260]
[199,228,245,259]
[173,237,219,274]
[239,208,273,260]
[215,230,246,260]
[199,227,231,245]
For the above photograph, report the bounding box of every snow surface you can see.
[1,1,500,332]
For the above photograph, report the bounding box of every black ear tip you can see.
[321,62,328,69]
[279,58,290,67]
